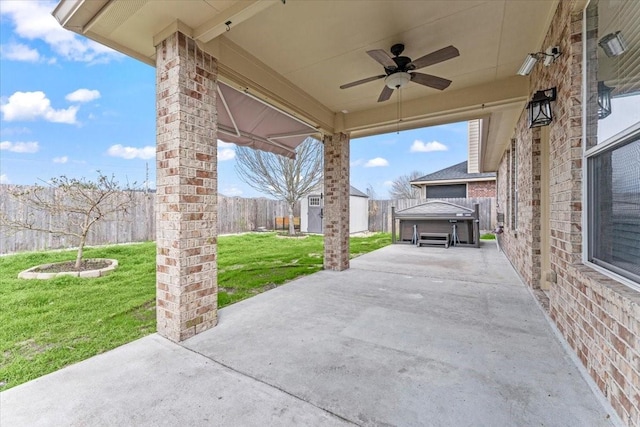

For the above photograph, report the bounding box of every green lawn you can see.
[0,232,390,390]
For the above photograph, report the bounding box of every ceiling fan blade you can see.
[409,45,460,70]
[410,72,452,90]
[377,85,394,102]
[340,74,386,89]
[367,49,397,68]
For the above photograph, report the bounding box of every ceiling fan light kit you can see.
[340,43,459,102]
[385,72,411,89]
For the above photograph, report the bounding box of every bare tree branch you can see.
[234,138,323,234]
[389,170,423,199]
[0,173,135,269]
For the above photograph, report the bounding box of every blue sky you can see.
[0,0,469,199]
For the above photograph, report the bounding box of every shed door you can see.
[307,195,323,233]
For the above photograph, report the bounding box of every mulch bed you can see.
[32,259,113,273]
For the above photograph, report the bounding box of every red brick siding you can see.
[467,180,496,198]
[496,2,640,425]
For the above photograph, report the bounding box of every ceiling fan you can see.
[340,43,460,102]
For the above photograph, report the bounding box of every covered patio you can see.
[48,1,640,424]
[1,243,615,426]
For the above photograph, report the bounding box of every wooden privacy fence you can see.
[368,197,496,233]
[0,185,299,254]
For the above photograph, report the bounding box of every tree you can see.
[389,170,423,199]
[235,138,323,235]
[0,173,134,269]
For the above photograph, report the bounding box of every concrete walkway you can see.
[1,242,615,426]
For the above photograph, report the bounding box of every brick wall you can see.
[155,32,218,342]
[496,2,640,425]
[323,133,350,271]
[467,180,496,198]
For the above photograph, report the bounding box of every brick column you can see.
[323,133,350,271]
[155,32,218,342]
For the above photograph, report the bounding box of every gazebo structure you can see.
[52,1,639,424]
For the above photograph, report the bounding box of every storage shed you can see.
[392,201,480,248]
[301,185,369,234]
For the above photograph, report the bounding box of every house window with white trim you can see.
[585,0,640,287]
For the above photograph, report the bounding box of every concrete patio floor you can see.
[1,242,617,426]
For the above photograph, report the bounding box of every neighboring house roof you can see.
[307,183,369,198]
[395,200,474,219]
[411,161,496,185]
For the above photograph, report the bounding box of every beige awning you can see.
[217,82,318,158]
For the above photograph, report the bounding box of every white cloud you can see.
[410,140,448,153]
[364,157,389,167]
[0,91,78,124]
[0,174,9,184]
[217,140,235,148]
[350,159,364,167]
[222,186,243,197]
[0,1,121,64]
[383,180,394,187]
[218,148,236,161]
[0,141,39,153]
[0,42,40,62]
[217,140,236,161]
[65,89,100,103]
[53,156,68,164]
[107,144,155,160]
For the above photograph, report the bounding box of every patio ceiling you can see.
[53,0,561,171]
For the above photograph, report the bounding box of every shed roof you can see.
[411,161,496,184]
[308,184,368,198]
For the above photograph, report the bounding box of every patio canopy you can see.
[217,82,318,159]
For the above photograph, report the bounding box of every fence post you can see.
[391,206,396,243]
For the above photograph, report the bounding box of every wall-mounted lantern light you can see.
[598,31,627,57]
[528,87,557,128]
[597,81,613,120]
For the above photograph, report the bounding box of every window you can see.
[425,184,466,199]
[585,0,640,287]
[588,130,640,283]
[308,196,321,207]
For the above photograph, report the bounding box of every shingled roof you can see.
[411,161,496,183]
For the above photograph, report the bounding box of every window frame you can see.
[308,195,321,207]
[584,124,640,290]
[582,0,640,291]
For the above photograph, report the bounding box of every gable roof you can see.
[411,161,496,184]
[348,186,368,198]
[308,183,368,198]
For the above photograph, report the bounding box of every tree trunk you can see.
[75,226,90,269]
[288,203,295,236]
[75,235,86,270]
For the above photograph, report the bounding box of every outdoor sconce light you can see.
[517,47,562,76]
[597,81,614,120]
[527,87,557,128]
[598,31,627,57]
